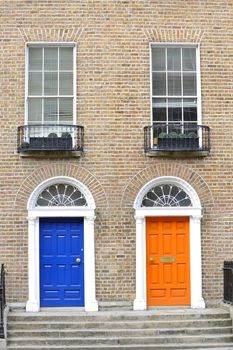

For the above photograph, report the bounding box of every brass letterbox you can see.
[160,256,176,263]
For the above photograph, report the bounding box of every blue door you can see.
[40,217,84,307]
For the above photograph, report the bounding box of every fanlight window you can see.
[141,184,192,207]
[36,183,88,207]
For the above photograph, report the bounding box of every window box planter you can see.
[29,136,72,150]
[157,132,199,150]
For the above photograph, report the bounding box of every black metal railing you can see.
[223,261,233,304]
[0,264,6,339]
[144,123,210,153]
[17,125,84,152]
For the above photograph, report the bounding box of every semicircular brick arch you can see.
[14,163,108,209]
[121,163,214,210]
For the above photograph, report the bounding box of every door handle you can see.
[76,258,81,263]
[149,257,155,262]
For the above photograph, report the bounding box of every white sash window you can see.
[26,44,75,135]
[151,45,201,128]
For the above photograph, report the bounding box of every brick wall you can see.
[0,0,233,304]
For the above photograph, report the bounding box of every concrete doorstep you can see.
[4,307,233,349]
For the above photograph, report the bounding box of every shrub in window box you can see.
[59,132,72,150]
[185,132,199,150]
[157,132,178,149]
[158,131,199,150]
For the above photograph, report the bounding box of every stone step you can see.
[7,334,233,346]
[7,318,232,330]
[7,326,233,338]
[7,309,233,349]
[6,342,233,349]
[7,309,230,323]
[98,301,133,311]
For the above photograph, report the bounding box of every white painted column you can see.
[133,216,146,310]
[190,215,205,308]
[84,216,98,311]
[26,217,40,312]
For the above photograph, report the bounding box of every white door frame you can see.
[133,176,205,310]
[26,176,98,312]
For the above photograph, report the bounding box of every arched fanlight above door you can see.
[141,184,192,207]
[36,183,88,207]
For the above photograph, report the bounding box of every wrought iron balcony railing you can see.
[17,125,84,153]
[223,261,233,304]
[144,123,210,154]
[0,264,6,339]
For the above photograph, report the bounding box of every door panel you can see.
[40,217,84,307]
[146,217,190,306]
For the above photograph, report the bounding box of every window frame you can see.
[25,42,77,127]
[149,43,202,127]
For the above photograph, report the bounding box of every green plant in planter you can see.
[48,132,58,138]
[159,131,185,138]
[61,132,72,138]
[158,132,169,138]
[187,131,197,138]
[168,131,179,138]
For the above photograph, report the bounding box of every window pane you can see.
[28,98,42,123]
[59,47,73,70]
[44,98,58,122]
[168,98,182,122]
[152,48,166,71]
[44,47,58,71]
[29,48,42,71]
[184,98,197,122]
[44,72,58,95]
[59,98,73,123]
[182,48,196,71]
[59,73,73,95]
[28,72,42,95]
[183,72,196,96]
[152,98,166,122]
[152,72,166,95]
[168,72,181,95]
[167,48,181,71]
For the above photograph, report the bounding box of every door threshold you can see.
[148,306,191,310]
[40,307,85,312]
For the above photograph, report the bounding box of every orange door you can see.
[146,217,190,306]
